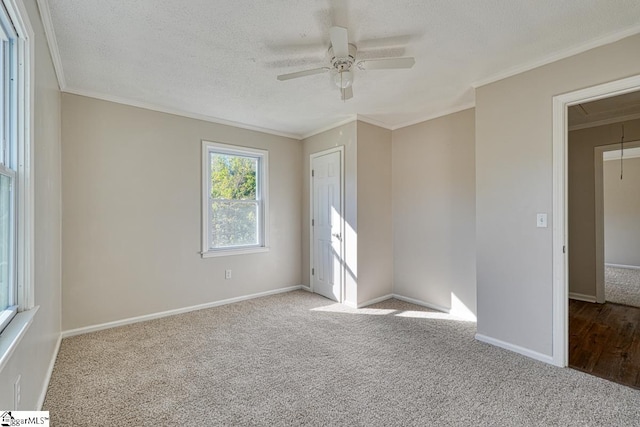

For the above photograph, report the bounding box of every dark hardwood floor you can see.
[569,299,640,389]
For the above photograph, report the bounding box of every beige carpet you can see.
[43,290,640,426]
[606,266,640,308]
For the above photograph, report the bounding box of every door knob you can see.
[332,233,342,241]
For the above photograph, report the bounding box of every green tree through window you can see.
[211,154,256,200]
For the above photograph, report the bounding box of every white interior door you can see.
[311,150,343,302]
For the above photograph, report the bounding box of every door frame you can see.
[309,146,345,302]
[552,74,640,367]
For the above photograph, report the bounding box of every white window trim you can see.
[7,0,34,312]
[0,0,36,373]
[201,140,269,258]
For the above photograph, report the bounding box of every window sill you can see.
[0,305,39,373]
[202,247,270,258]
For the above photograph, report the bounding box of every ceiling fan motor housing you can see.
[329,43,357,71]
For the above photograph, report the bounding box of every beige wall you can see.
[0,0,62,409]
[61,94,302,330]
[476,33,640,356]
[301,122,358,305]
[604,156,640,267]
[356,121,392,305]
[568,119,640,297]
[392,109,476,317]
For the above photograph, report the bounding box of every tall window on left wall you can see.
[0,0,32,337]
[0,3,18,333]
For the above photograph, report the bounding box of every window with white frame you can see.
[0,0,29,335]
[202,141,268,257]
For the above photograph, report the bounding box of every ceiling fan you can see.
[276,26,415,100]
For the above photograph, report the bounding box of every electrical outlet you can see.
[225,269,232,280]
[14,374,21,409]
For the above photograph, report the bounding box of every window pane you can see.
[210,200,259,248]
[0,173,12,310]
[210,153,257,200]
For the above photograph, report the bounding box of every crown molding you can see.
[300,115,358,140]
[34,2,640,143]
[62,87,302,140]
[356,114,393,130]
[390,102,476,130]
[301,102,478,139]
[472,24,640,88]
[36,0,66,90]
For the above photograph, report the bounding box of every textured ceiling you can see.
[45,0,640,138]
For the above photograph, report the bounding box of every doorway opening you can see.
[557,82,640,388]
[552,74,640,368]
[595,141,640,308]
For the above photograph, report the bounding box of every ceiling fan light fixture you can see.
[334,70,353,89]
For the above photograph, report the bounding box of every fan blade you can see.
[330,26,349,58]
[357,57,415,70]
[341,86,353,101]
[330,0,348,28]
[277,67,329,81]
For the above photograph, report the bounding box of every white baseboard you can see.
[392,294,450,313]
[358,294,393,308]
[299,285,312,292]
[61,285,304,338]
[606,263,640,270]
[568,292,597,303]
[38,333,62,409]
[475,333,554,365]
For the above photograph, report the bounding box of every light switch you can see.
[537,213,547,228]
